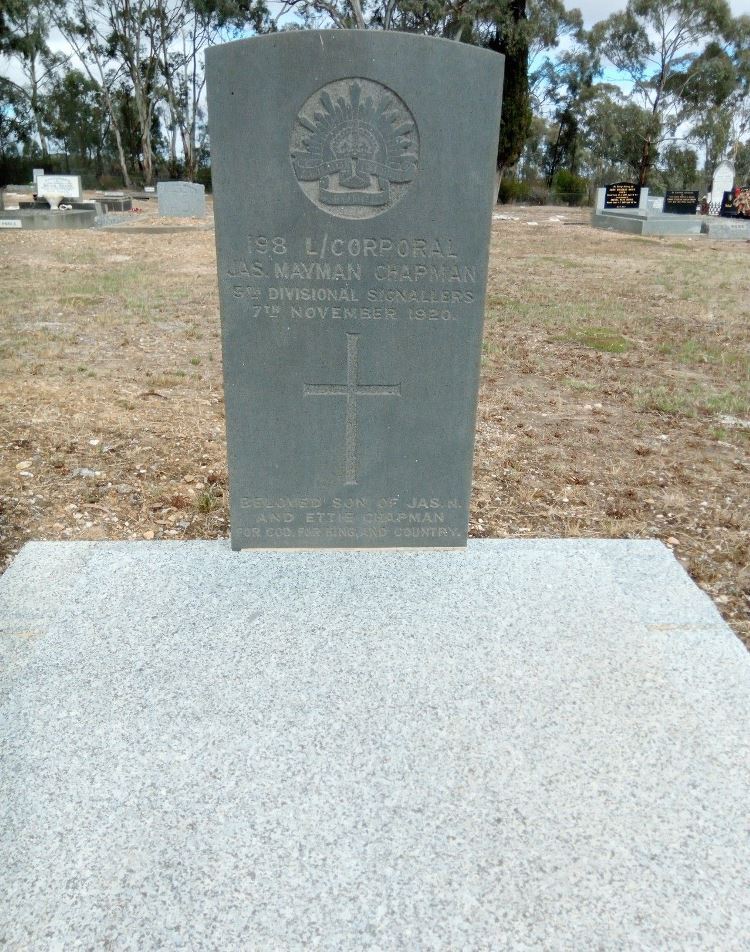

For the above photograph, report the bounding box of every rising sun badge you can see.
[291,79,419,219]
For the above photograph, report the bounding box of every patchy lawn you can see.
[1,202,748,645]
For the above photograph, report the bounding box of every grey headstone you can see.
[2,539,750,947]
[157,180,205,217]
[206,31,504,550]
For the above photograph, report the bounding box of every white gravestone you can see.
[711,160,734,205]
[36,174,82,201]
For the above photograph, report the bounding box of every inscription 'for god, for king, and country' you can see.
[207,30,504,549]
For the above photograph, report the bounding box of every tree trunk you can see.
[638,138,650,186]
[489,0,531,179]
[101,86,132,188]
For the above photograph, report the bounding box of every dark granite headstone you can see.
[603,182,641,209]
[720,190,736,217]
[663,190,699,214]
[207,31,504,549]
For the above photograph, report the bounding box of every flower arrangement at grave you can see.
[732,186,750,218]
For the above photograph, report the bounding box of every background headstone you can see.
[207,31,504,549]
[35,174,82,200]
[32,168,44,183]
[157,181,205,217]
[711,160,734,204]
[720,190,737,217]
[663,190,699,214]
[603,182,641,209]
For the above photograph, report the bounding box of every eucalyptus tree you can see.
[52,0,133,185]
[47,67,108,172]
[594,0,733,185]
[536,38,599,183]
[224,0,583,181]
[154,0,232,181]
[0,0,64,158]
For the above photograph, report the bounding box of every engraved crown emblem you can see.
[291,79,419,219]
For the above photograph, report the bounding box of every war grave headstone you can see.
[207,31,502,550]
[157,180,205,217]
[3,30,750,950]
[663,189,699,214]
[32,167,44,182]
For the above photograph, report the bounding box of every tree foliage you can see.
[0,0,749,195]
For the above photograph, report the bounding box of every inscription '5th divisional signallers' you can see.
[207,31,504,549]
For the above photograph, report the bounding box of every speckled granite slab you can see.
[2,540,749,949]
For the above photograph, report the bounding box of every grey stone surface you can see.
[0,542,97,697]
[2,538,749,949]
[591,210,704,236]
[703,216,750,239]
[207,32,504,550]
[0,208,95,229]
[157,180,206,217]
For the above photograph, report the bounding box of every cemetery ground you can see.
[1,202,748,647]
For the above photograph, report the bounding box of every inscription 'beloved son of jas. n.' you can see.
[207,31,504,549]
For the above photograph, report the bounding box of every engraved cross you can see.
[304,333,401,486]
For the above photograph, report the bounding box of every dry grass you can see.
[1,202,748,645]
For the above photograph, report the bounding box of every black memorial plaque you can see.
[603,182,641,210]
[663,190,699,215]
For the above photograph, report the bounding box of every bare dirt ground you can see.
[1,200,748,645]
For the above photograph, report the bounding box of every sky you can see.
[576,0,750,24]
[3,1,750,113]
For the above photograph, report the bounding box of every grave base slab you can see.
[591,210,704,236]
[2,539,749,949]
[0,208,95,229]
